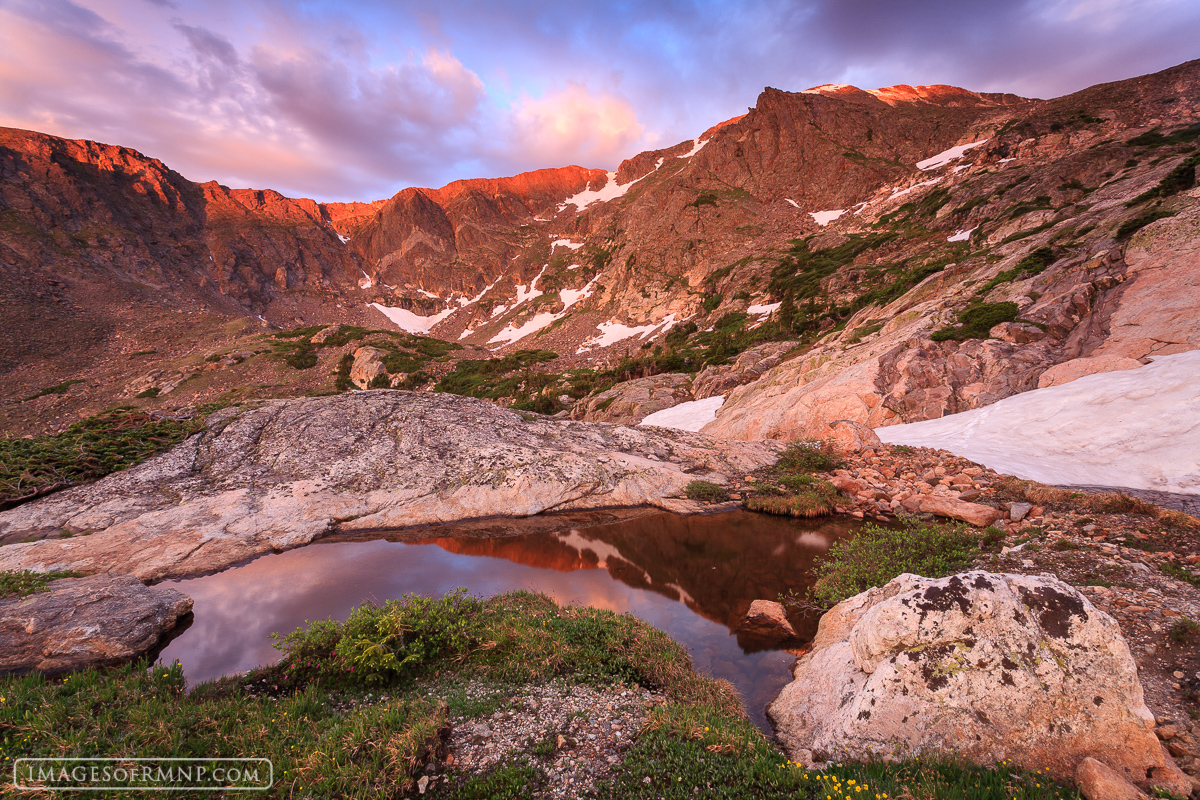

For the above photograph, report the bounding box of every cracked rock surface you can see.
[0,391,780,581]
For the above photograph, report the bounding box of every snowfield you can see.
[917,139,988,171]
[369,303,455,334]
[875,350,1200,495]
[640,396,725,432]
[810,209,846,227]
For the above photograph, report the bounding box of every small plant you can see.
[684,480,730,502]
[1116,208,1177,240]
[0,569,84,599]
[744,477,841,518]
[23,379,86,401]
[1169,618,1200,644]
[1051,538,1077,551]
[135,386,160,399]
[285,344,318,370]
[1162,562,1200,589]
[334,353,355,391]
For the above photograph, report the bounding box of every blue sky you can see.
[1,0,1196,201]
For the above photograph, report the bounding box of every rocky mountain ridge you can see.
[2,59,1198,440]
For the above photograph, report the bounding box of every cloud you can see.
[505,82,646,169]
[0,0,1198,201]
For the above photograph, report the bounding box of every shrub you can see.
[1116,208,1177,239]
[334,353,354,391]
[0,408,206,504]
[1170,618,1200,644]
[685,480,730,502]
[930,301,1019,341]
[810,519,982,606]
[775,440,843,474]
[285,344,318,370]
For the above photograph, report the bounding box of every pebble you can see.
[437,678,662,799]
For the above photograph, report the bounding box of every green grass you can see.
[0,590,1080,800]
[22,379,86,402]
[0,408,211,505]
[684,480,730,502]
[810,519,985,606]
[0,569,84,599]
[1161,562,1200,589]
[1128,152,1200,205]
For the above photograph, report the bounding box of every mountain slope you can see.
[1,59,1198,440]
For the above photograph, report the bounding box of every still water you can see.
[158,510,855,731]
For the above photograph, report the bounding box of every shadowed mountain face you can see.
[2,59,1198,439]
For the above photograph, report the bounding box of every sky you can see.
[1,0,1197,202]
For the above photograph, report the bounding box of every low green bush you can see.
[685,480,730,502]
[810,519,983,606]
[774,441,843,474]
[930,301,1019,341]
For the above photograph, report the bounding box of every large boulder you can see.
[350,346,388,388]
[570,373,693,424]
[691,341,800,400]
[0,392,781,581]
[768,571,1163,786]
[0,574,192,674]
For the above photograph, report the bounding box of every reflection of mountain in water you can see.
[417,510,854,649]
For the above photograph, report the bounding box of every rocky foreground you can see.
[0,391,779,581]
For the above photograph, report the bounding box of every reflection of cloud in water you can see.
[158,511,857,731]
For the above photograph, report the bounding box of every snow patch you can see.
[551,239,584,251]
[998,158,1016,163]
[511,268,546,307]
[417,289,442,300]
[458,328,474,340]
[679,138,707,159]
[336,232,350,244]
[810,209,846,227]
[369,303,455,334]
[888,177,942,200]
[747,302,781,315]
[566,263,581,270]
[947,227,976,242]
[640,396,726,432]
[917,139,988,171]
[559,275,599,310]
[358,270,374,289]
[575,314,681,354]
[559,172,633,211]
[490,304,508,318]
[487,312,563,346]
[875,350,1200,495]
[785,198,801,208]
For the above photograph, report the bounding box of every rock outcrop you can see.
[0,391,781,581]
[768,571,1164,786]
[0,575,192,674]
[570,373,693,423]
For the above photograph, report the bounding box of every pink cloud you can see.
[506,82,647,170]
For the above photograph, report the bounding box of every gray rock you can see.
[350,346,388,389]
[1009,501,1034,522]
[768,571,1162,784]
[0,392,781,581]
[0,574,192,674]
